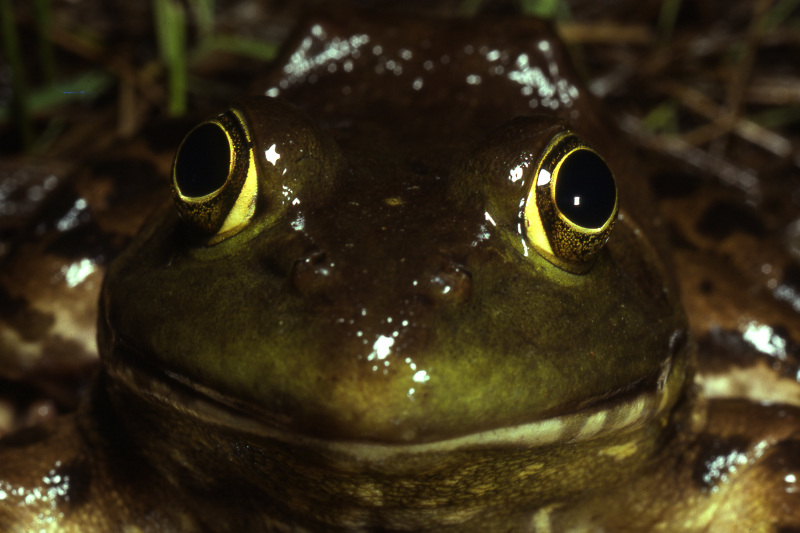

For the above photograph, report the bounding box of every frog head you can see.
[96,13,690,528]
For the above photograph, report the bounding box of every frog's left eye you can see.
[524,131,618,273]
[171,108,258,241]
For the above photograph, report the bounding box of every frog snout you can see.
[290,245,472,309]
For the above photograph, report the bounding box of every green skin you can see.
[1,11,800,533]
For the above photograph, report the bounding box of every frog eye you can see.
[171,108,258,241]
[523,131,618,273]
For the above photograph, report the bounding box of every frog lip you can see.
[107,334,686,455]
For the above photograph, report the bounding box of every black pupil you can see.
[175,123,231,198]
[554,150,616,229]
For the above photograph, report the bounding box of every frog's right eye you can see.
[171,109,258,242]
[523,131,618,273]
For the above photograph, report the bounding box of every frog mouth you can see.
[106,334,687,459]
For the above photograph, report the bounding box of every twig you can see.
[657,80,793,157]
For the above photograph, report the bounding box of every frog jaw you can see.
[101,329,690,531]
[104,318,688,452]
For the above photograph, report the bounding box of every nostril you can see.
[292,248,336,295]
[427,261,472,305]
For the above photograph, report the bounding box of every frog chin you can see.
[105,332,688,459]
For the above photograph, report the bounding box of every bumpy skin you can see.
[2,10,800,532]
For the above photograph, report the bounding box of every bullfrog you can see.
[2,9,800,532]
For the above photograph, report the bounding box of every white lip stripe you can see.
[330,387,670,462]
[576,410,608,439]
[114,345,682,464]
[140,362,681,463]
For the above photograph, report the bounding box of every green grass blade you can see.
[0,0,33,149]
[32,0,56,84]
[657,0,683,44]
[199,34,280,61]
[188,0,215,44]
[154,0,188,116]
[521,0,571,20]
[0,70,114,123]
